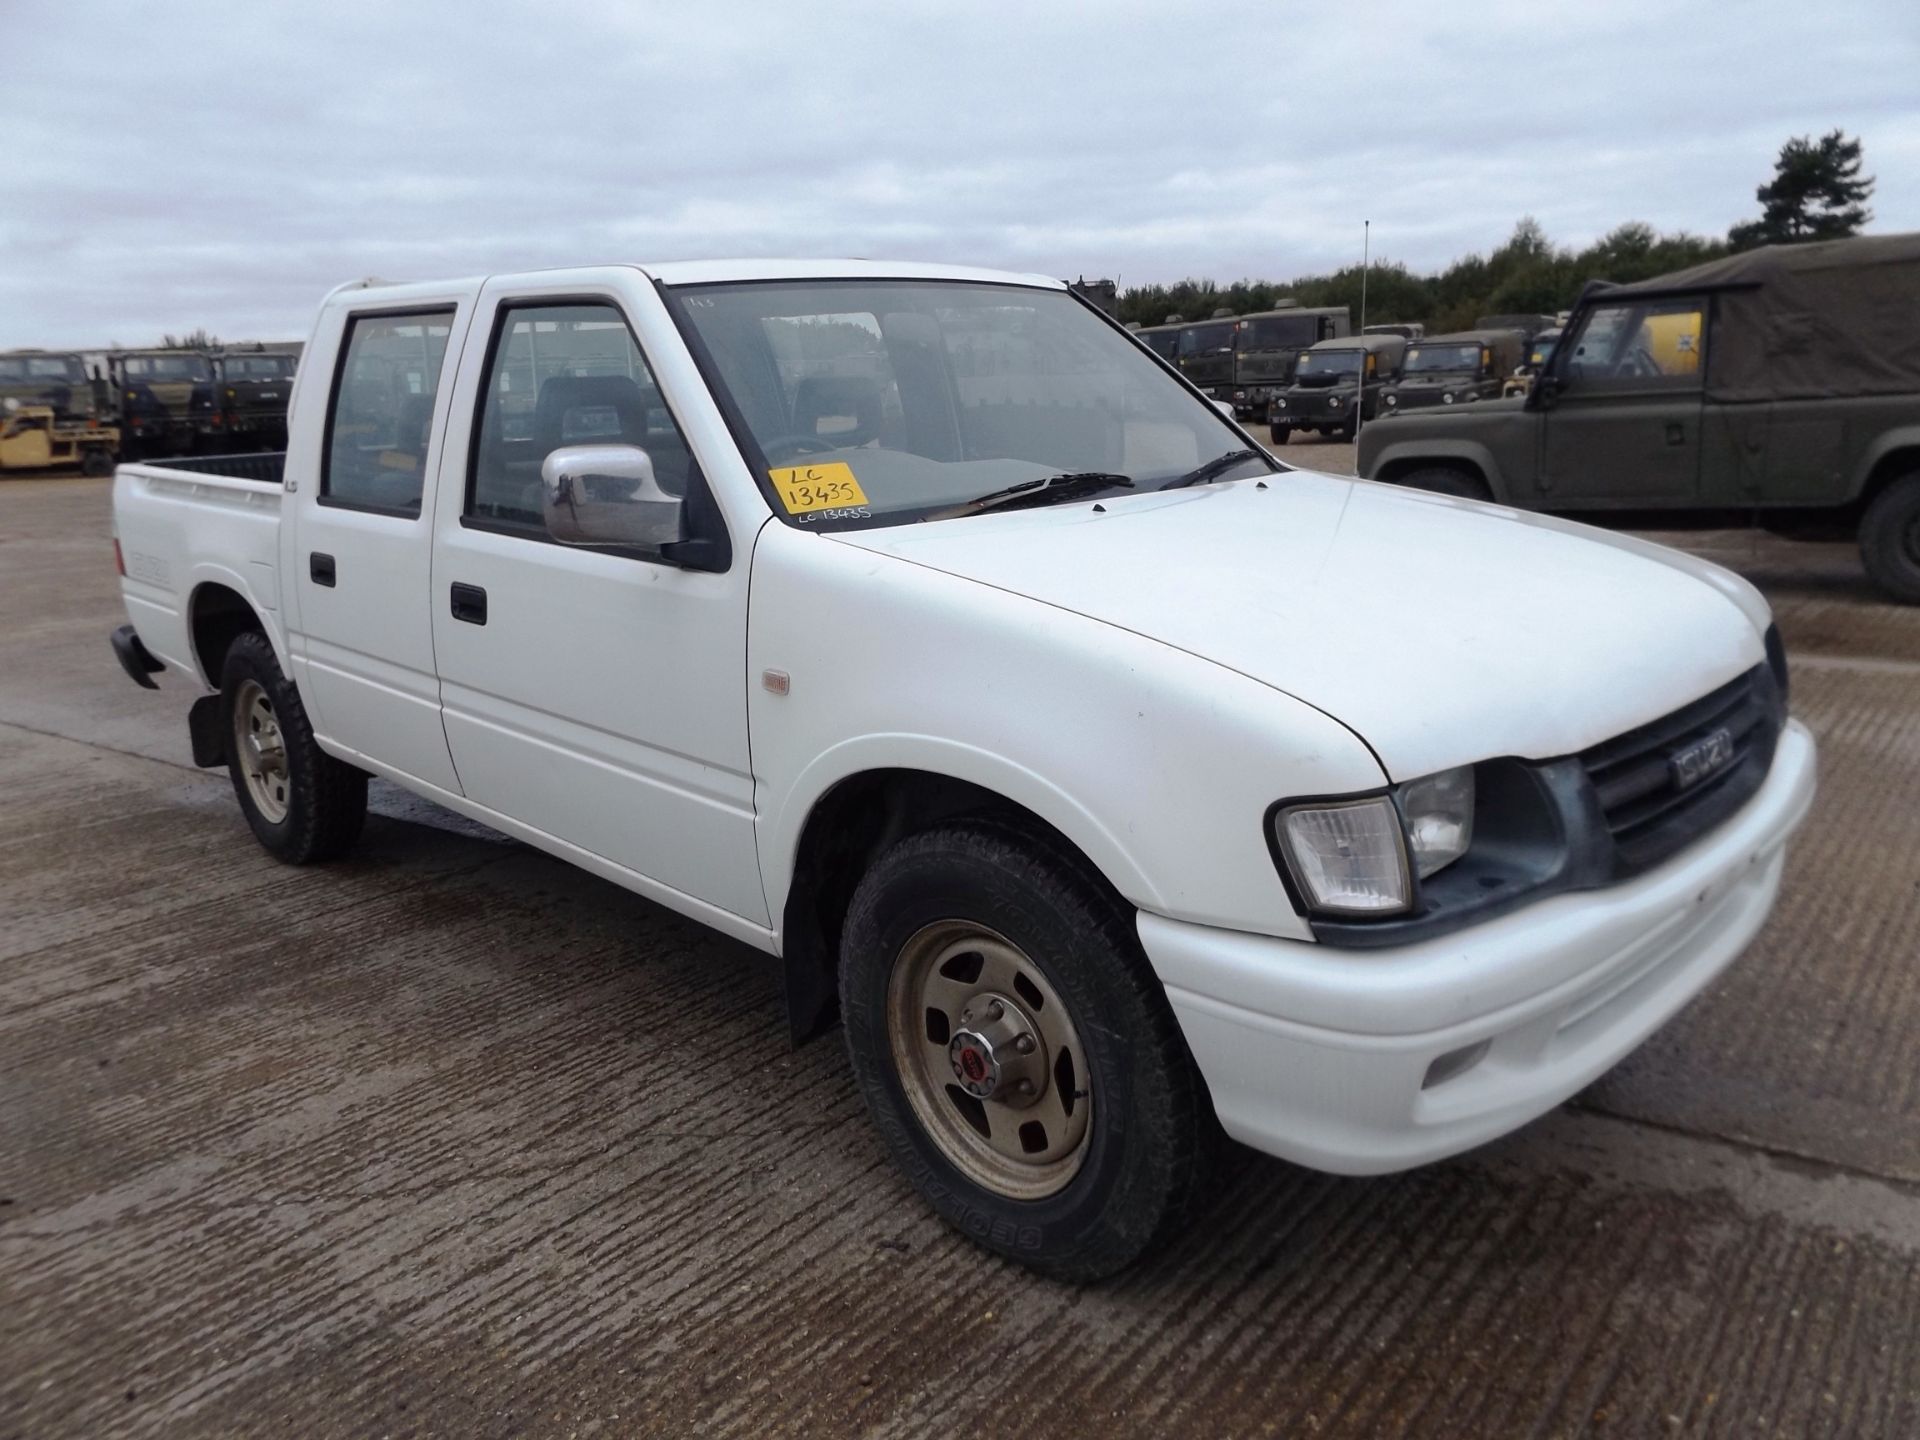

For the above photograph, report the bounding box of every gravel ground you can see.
[3,474,1917,1438]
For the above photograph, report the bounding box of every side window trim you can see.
[460,293,708,563]
[318,303,458,519]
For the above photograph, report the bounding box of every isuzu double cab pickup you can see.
[109,261,1816,1278]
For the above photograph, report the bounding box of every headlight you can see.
[1328,394,1344,409]
[1398,765,1474,877]
[1273,398,1287,411]
[1441,392,1456,404]
[1274,797,1409,913]
[1272,765,1476,915]
[1385,393,1398,407]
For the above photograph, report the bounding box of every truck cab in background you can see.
[212,347,298,449]
[109,348,220,459]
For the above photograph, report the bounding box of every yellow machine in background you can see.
[0,403,119,476]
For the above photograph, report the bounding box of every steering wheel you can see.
[759,433,838,464]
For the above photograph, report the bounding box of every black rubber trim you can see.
[110,624,163,689]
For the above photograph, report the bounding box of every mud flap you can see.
[187,693,228,769]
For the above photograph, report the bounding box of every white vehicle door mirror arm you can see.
[541,444,686,551]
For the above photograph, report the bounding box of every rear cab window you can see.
[322,310,455,517]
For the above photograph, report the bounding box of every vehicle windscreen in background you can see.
[670,280,1260,531]
[1239,316,1321,351]
[1403,344,1482,374]
[122,355,212,382]
[224,356,295,378]
[1177,321,1235,357]
[1528,338,1558,367]
[1295,350,1364,379]
[0,355,86,382]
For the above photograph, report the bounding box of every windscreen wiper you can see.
[1159,448,1272,491]
[934,471,1136,519]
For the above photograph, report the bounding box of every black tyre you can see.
[1395,465,1493,502]
[80,448,113,478]
[1860,473,1920,604]
[840,819,1218,1280]
[220,630,367,863]
[1269,424,1292,445]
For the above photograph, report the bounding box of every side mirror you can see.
[541,444,685,550]
[1211,399,1236,419]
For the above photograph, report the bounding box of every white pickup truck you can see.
[110,260,1817,1278]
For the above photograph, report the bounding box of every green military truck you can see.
[1268,332,1407,443]
[0,349,105,421]
[109,348,221,458]
[1357,233,1920,602]
[213,347,298,449]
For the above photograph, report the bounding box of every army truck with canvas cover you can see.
[111,348,221,458]
[1381,329,1526,414]
[1358,233,1920,603]
[1268,332,1406,443]
[1230,306,1349,418]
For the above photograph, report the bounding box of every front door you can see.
[427,277,766,926]
[284,299,468,793]
[1538,294,1708,508]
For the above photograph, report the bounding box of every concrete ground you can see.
[3,470,1918,1438]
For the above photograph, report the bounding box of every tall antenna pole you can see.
[1355,220,1371,446]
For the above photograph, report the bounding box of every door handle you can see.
[1665,422,1686,446]
[309,552,336,587]
[450,582,488,625]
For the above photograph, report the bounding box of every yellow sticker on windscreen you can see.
[769,462,868,514]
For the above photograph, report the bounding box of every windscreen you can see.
[1239,315,1321,350]
[671,279,1261,531]
[224,355,295,378]
[1177,321,1235,357]
[0,355,85,382]
[1295,349,1364,379]
[122,354,212,382]
[1403,343,1482,374]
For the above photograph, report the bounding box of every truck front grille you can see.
[1580,664,1783,878]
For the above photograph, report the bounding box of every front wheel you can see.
[220,630,368,862]
[1269,424,1292,445]
[840,820,1218,1280]
[1860,473,1920,604]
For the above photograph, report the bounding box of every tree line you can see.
[1116,130,1876,332]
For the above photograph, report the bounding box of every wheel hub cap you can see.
[946,992,1043,1105]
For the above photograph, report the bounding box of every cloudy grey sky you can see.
[3,0,1916,347]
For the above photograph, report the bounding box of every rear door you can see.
[281,289,473,793]
[1538,294,1708,507]
[426,271,766,926]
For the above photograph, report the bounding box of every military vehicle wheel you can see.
[1397,466,1493,502]
[1269,424,1292,445]
[81,449,113,478]
[1860,473,1920,604]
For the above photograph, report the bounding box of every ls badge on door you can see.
[1671,726,1736,790]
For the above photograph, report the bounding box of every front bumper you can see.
[1138,720,1816,1175]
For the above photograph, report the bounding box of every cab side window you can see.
[1562,297,1706,389]
[469,302,694,531]
[322,310,454,516]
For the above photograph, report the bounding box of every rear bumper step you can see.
[110,624,163,689]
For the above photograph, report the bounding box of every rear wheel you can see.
[840,819,1218,1280]
[220,630,367,862]
[1860,473,1920,604]
[1395,465,1493,502]
[80,448,113,477]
